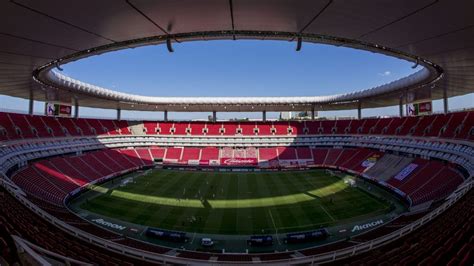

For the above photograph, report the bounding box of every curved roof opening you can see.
[60,40,421,98]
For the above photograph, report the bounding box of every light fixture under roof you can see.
[412,58,419,69]
[166,37,174,53]
[55,63,63,71]
[296,36,302,52]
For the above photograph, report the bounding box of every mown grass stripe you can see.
[80,169,392,235]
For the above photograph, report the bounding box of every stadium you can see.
[0,1,473,265]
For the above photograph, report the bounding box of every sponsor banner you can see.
[394,163,418,181]
[199,160,209,166]
[163,159,178,165]
[278,160,292,166]
[91,218,126,231]
[268,159,280,167]
[220,158,258,166]
[351,219,384,233]
[361,153,381,170]
[298,160,312,166]
[46,102,72,117]
[407,101,432,116]
[209,160,220,166]
[187,160,200,166]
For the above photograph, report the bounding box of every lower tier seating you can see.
[1,186,470,265]
[11,148,151,205]
[10,147,465,208]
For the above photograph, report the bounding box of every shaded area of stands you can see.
[11,148,154,206]
[0,189,155,265]
[328,190,474,266]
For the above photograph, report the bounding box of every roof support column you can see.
[28,89,34,115]
[357,101,362,120]
[262,111,266,122]
[164,110,168,121]
[212,111,217,122]
[399,94,404,117]
[311,105,315,120]
[117,108,121,121]
[443,86,449,114]
[74,98,79,119]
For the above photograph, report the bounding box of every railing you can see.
[12,235,92,266]
[1,173,471,265]
[2,134,471,177]
[0,134,472,264]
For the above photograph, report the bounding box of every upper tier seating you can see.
[1,111,472,141]
[114,120,131,134]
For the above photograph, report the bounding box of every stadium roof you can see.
[1,0,473,112]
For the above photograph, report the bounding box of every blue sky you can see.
[1,40,472,120]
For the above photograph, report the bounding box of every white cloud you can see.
[378,71,391,76]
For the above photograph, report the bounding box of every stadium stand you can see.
[7,142,465,208]
[364,154,414,182]
[0,111,472,264]
[331,190,473,266]
[1,111,473,140]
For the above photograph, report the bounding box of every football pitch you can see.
[79,169,392,235]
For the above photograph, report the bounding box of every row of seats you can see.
[0,188,145,265]
[331,190,473,266]
[0,112,131,141]
[11,148,153,205]
[1,111,472,140]
[1,182,470,265]
[11,146,464,207]
[156,146,465,205]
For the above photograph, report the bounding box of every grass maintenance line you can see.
[79,169,392,235]
[109,181,346,209]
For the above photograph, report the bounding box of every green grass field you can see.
[80,169,391,235]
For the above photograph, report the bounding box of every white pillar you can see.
[443,87,449,114]
[28,89,34,115]
[74,99,79,118]
[399,94,404,117]
[357,102,362,119]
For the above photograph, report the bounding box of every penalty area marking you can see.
[268,209,281,245]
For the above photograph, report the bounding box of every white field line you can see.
[268,209,281,245]
[320,205,336,222]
